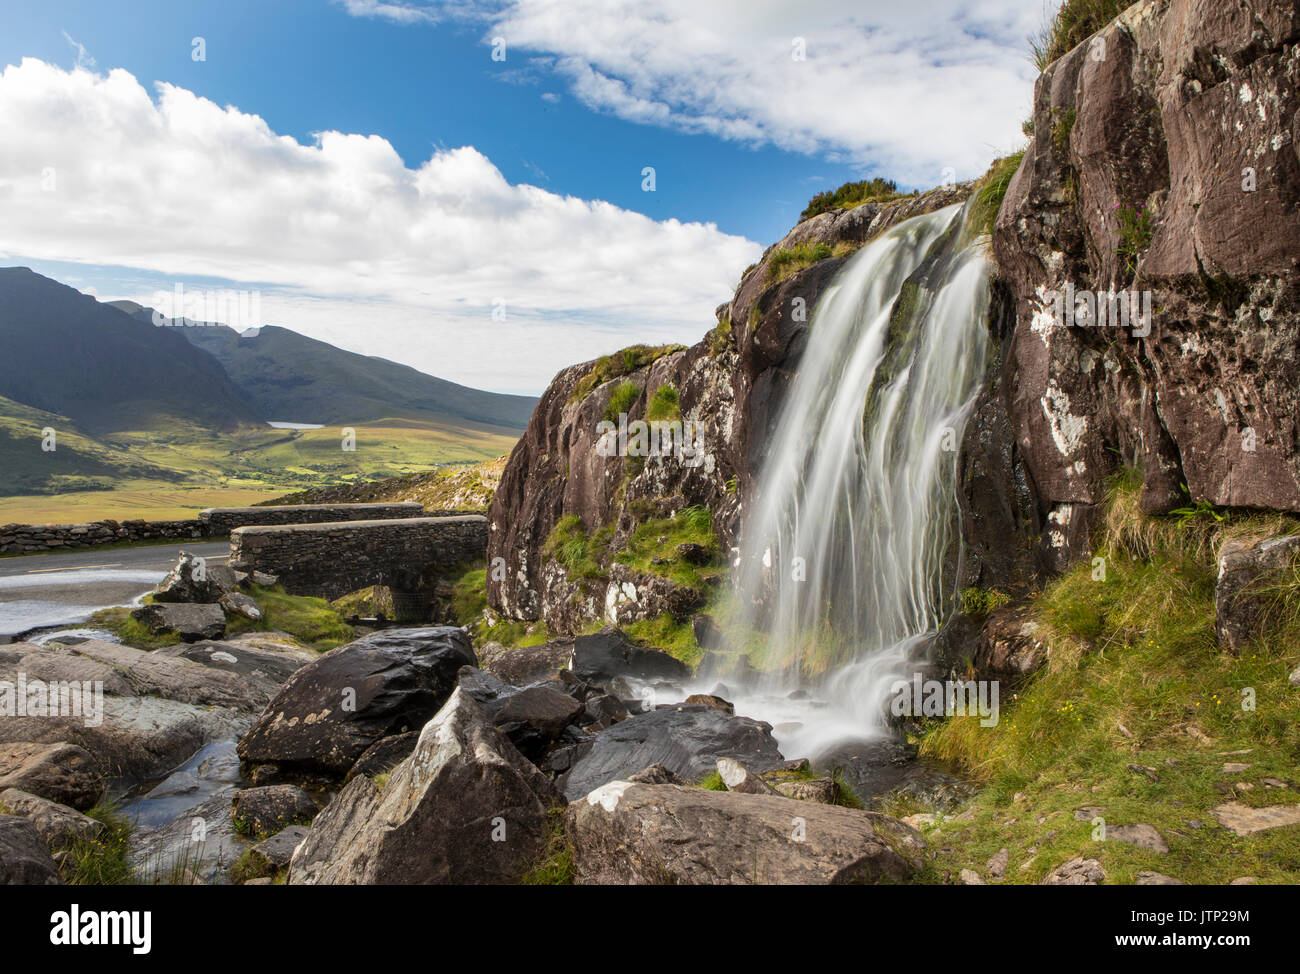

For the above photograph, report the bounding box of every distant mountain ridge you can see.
[109,301,536,430]
[0,267,259,433]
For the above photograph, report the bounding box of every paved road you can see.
[0,540,230,640]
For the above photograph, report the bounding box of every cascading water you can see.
[701,201,991,760]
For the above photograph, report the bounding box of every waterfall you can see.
[712,201,991,759]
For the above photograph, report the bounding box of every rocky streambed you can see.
[0,618,972,885]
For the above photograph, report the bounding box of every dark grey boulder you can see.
[565,782,923,884]
[231,784,318,838]
[817,738,973,809]
[247,825,310,873]
[237,627,475,778]
[344,731,419,782]
[559,704,784,801]
[457,666,585,762]
[131,602,227,642]
[492,684,585,762]
[152,551,239,604]
[0,814,63,885]
[571,627,690,686]
[289,688,556,884]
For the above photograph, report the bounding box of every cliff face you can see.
[486,186,972,631]
[490,0,1300,635]
[993,0,1300,569]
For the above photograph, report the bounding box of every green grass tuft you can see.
[520,807,575,885]
[603,380,641,423]
[766,242,834,283]
[646,384,681,422]
[1030,0,1137,71]
[63,803,135,885]
[969,151,1025,237]
[571,344,685,404]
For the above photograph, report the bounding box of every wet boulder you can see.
[565,781,923,884]
[0,814,63,885]
[570,627,690,686]
[231,784,318,838]
[289,688,556,884]
[237,627,475,779]
[558,703,784,801]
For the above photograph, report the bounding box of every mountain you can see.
[110,303,536,430]
[0,268,259,433]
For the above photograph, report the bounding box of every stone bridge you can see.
[227,515,488,613]
[199,502,425,533]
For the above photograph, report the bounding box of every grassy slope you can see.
[902,473,1300,884]
[263,456,507,512]
[91,584,354,652]
[0,401,518,521]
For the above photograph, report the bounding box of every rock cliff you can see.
[489,0,1300,636]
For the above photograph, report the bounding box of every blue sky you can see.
[0,0,1039,395]
[0,0,858,243]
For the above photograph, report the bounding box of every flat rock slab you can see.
[1107,823,1169,853]
[1137,871,1185,885]
[565,781,924,884]
[0,788,104,850]
[479,639,574,685]
[559,704,784,801]
[249,825,310,871]
[131,602,227,642]
[157,636,316,703]
[1040,857,1105,885]
[1211,801,1300,836]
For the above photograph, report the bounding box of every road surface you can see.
[0,540,231,641]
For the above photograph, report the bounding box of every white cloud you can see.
[0,58,758,394]
[343,0,1040,183]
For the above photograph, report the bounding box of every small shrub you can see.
[1112,201,1155,278]
[571,344,686,403]
[960,587,1012,618]
[801,177,901,220]
[520,807,574,885]
[646,384,680,422]
[603,380,641,422]
[704,314,733,355]
[230,849,274,885]
[1051,106,1077,158]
